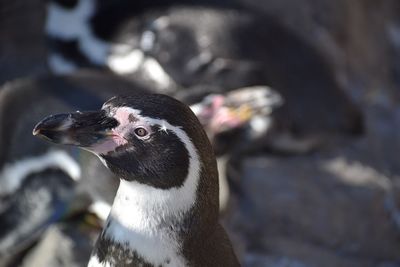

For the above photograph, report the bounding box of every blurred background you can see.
[0,0,400,266]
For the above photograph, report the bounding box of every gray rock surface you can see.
[224,106,400,267]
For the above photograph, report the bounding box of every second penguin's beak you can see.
[33,110,119,148]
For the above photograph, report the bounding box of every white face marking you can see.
[141,57,175,90]
[0,150,81,197]
[106,46,175,92]
[48,53,78,74]
[46,0,93,40]
[93,107,200,267]
[107,48,144,74]
[46,0,110,65]
[190,85,282,137]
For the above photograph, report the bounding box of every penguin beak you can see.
[33,110,119,147]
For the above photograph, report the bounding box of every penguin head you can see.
[33,94,212,189]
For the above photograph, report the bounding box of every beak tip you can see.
[32,124,42,136]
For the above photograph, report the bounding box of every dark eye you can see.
[134,127,148,137]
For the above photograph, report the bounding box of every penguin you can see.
[33,93,241,267]
[44,0,239,76]
[189,85,283,156]
[45,0,363,138]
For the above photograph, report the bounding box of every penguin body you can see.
[34,93,240,266]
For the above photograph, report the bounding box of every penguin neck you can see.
[106,178,197,237]
[97,167,205,261]
[96,163,219,264]
[102,136,219,242]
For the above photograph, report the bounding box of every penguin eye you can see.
[134,127,148,137]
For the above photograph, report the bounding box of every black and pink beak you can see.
[33,110,119,148]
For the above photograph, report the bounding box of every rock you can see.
[244,253,311,267]
[226,136,400,266]
[220,55,400,263]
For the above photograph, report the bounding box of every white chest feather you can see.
[95,180,195,267]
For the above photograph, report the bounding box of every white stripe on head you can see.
[0,150,81,197]
[101,107,199,267]
[107,48,144,74]
[141,57,175,90]
[46,0,110,65]
[46,0,94,40]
